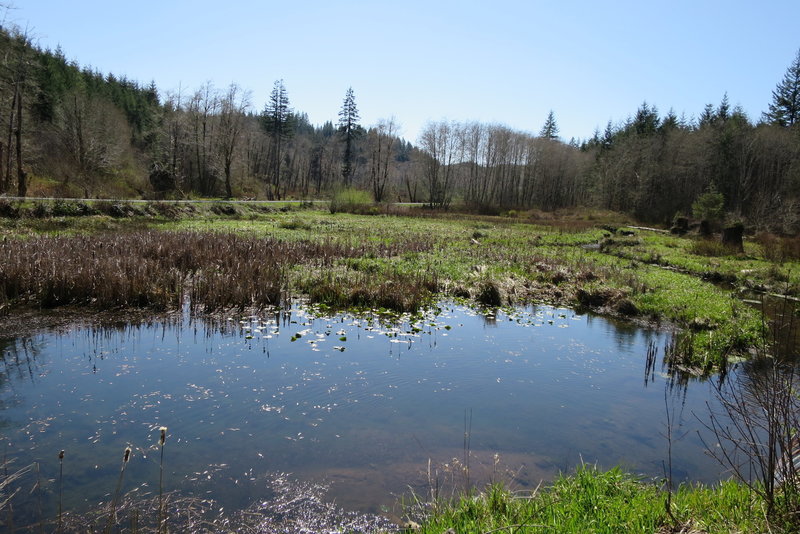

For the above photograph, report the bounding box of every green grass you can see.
[412,465,768,534]
[602,231,800,297]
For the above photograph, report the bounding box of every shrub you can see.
[51,199,96,217]
[692,184,725,226]
[688,239,739,257]
[0,199,20,218]
[32,201,51,218]
[278,218,312,231]
[95,201,143,218]
[476,280,502,307]
[210,204,238,216]
[756,232,800,262]
[148,202,184,219]
[329,188,374,214]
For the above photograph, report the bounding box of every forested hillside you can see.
[1,23,798,232]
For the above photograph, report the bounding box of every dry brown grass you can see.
[756,232,800,262]
[0,230,434,314]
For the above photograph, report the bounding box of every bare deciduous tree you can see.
[419,120,463,208]
[56,88,130,196]
[217,83,250,198]
[367,117,398,202]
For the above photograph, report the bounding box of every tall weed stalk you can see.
[57,450,64,533]
[105,447,131,534]
[158,427,167,534]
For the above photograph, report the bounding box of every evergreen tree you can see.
[632,101,659,136]
[602,120,615,150]
[261,79,293,198]
[764,48,800,127]
[338,87,361,184]
[539,110,559,139]
[717,93,730,123]
[262,79,292,139]
[698,103,716,128]
[659,108,680,133]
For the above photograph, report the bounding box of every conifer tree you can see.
[338,87,361,184]
[764,48,800,127]
[539,110,559,139]
[262,79,293,198]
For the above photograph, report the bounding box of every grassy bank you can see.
[1,461,774,533]
[1,199,794,370]
[410,465,770,534]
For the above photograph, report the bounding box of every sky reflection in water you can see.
[0,304,723,514]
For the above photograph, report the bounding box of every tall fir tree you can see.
[764,48,800,127]
[539,110,559,139]
[338,87,361,184]
[261,79,293,198]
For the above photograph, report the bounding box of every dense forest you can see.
[0,23,798,232]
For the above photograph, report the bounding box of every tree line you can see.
[407,52,800,233]
[1,21,798,232]
[0,24,417,202]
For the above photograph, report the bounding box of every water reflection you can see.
[0,303,729,519]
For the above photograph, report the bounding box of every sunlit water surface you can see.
[0,303,724,517]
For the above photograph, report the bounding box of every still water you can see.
[0,303,723,516]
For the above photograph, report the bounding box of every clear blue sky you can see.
[7,0,799,143]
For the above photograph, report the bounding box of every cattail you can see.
[158,428,168,534]
[57,450,65,533]
[106,446,133,534]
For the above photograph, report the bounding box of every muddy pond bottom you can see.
[0,303,723,518]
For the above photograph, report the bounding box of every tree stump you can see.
[670,217,689,235]
[721,223,744,252]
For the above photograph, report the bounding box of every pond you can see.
[0,303,724,521]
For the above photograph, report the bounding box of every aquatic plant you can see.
[105,446,132,533]
[58,450,64,533]
[157,427,167,534]
[0,230,435,314]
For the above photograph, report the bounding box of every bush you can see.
[329,188,374,214]
[95,201,144,218]
[756,232,800,262]
[476,279,502,307]
[0,199,20,218]
[278,218,312,231]
[689,239,740,257]
[51,199,96,217]
[32,201,51,218]
[210,204,238,216]
[692,184,725,225]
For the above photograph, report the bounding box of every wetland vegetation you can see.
[2,199,793,371]
[0,18,799,530]
[0,200,797,531]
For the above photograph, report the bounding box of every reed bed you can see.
[0,230,434,314]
